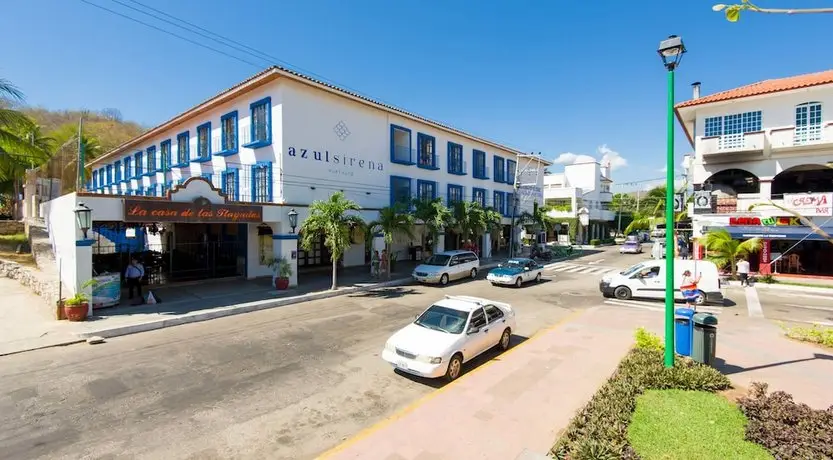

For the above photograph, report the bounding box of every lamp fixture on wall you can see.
[288,208,299,234]
[74,202,92,239]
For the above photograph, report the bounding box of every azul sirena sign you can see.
[286,147,385,177]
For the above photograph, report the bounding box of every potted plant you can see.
[267,256,293,290]
[63,292,89,322]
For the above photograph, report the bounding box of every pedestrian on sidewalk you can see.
[371,250,380,278]
[680,269,701,310]
[380,249,388,276]
[737,257,751,286]
[124,257,145,305]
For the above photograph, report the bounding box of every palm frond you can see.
[0,79,25,103]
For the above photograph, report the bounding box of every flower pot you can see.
[275,277,290,290]
[64,302,89,322]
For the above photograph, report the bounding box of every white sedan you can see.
[382,295,517,382]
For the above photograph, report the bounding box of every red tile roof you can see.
[676,69,833,109]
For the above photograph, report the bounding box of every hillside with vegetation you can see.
[22,107,145,154]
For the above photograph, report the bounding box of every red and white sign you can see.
[784,192,833,217]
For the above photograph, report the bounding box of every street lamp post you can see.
[657,35,686,368]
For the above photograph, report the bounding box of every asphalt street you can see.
[0,247,628,460]
[1,245,824,459]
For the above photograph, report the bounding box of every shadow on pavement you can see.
[714,352,833,375]
[348,287,420,300]
[489,279,553,288]
[394,334,530,389]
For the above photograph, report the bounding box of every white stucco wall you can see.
[43,194,82,296]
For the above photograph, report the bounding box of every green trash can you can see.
[691,313,718,365]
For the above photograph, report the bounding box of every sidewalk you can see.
[319,307,656,460]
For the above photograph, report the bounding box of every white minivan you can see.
[412,250,480,285]
[599,259,723,306]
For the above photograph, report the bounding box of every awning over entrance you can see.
[708,225,833,241]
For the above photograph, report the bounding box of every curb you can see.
[750,282,833,294]
[73,261,502,340]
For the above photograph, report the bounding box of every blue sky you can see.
[3,0,832,189]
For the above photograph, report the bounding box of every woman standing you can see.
[680,269,701,310]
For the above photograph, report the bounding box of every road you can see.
[0,247,630,460]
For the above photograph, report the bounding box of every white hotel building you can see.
[45,66,549,296]
[542,161,615,243]
[677,70,833,277]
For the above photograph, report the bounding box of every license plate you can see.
[396,360,409,370]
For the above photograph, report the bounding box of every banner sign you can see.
[124,198,263,223]
[783,192,832,217]
[728,216,802,226]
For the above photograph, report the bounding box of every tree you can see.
[749,201,833,245]
[451,200,486,248]
[411,197,452,253]
[713,2,833,22]
[701,228,762,276]
[299,192,365,290]
[517,202,554,235]
[367,205,415,279]
[611,193,637,213]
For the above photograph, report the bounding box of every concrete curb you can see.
[73,261,503,340]
[750,282,833,294]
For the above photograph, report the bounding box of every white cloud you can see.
[659,165,667,173]
[597,144,628,171]
[552,145,628,171]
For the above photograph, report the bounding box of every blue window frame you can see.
[252,162,273,203]
[161,181,171,197]
[176,131,190,166]
[92,170,98,190]
[390,124,414,165]
[447,184,464,205]
[417,133,438,170]
[114,160,122,183]
[106,165,113,185]
[472,187,487,207]
[145,185,156,197]
[145,146,156,175]
[195,122,212,162]
[795,102,823,143]
[505,192,515,217]
[493,191,505,215]
[704,116,722,137]
[390,176,412,207]
[134,151,143,177]
[447,142,465,175]
[245,96,272,148]
[506,160,516,185]
[473,150,488,179]
[493,156,505,183]
[221,168,240,201]
[704,111,762,138]
[98,168,105,187]
[416,179,437,201]
[123,157,132,182]
[160,139,171,171]
[200,172,213,186]
[218,110,239,156]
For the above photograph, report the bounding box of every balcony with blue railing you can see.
[417,152,440,170]
[448,160,467,176]
[474,165,490,180]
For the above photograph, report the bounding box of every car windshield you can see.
[621,263,646,276]
[624,242,637,247]
[423,255,451,266]
[414,305,468,334]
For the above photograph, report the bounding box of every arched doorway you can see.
[772,164,833,196]
[702,169,760,196]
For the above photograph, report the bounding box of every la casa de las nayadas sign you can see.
[123,199,263,223]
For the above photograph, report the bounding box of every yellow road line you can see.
[315,308,586,459]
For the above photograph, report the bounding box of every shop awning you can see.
[706,225,833,241]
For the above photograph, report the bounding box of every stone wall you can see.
[0,259,61,313]
[0,220,25,235]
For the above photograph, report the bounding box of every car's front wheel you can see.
[535,272,542,282]
[470,268,477,279]
[440,274,449,286]
[614,286,632,300]
[445,353,463,382]
[498,328,511,351]
[515,277,523,288]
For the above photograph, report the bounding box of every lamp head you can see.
[657,35,686,71]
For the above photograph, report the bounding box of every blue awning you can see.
[706,225,833,241]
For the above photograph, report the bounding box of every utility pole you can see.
[77,115,85,191]
[616,198,624,237]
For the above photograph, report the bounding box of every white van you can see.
[599,259,723,306]
[412,250,480,286]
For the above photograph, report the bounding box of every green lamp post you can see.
[657,35,686,368]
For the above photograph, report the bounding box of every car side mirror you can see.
[467,326,480,335]
[498,263,503,268]
[524,267,530,271]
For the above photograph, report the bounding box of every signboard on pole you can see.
[673,193,685,212]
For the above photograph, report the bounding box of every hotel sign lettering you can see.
[123,199,263,223]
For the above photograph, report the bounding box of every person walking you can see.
[737,257,751,287]
[371,250,380,279]
[680,269,701,310]
[124,257,145,304]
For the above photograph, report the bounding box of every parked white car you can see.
[412,250,480,285]
[382,295,517,381]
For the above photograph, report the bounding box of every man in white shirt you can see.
[124,257,145,303]
[736,257,751,286]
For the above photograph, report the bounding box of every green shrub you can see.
[589,239,601,246]
[782,323,833,348]
[739,382,833,459]
[550,346,730,459]
[757,273,775,284]
[634,327,663,351]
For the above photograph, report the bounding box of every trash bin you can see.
[691,313,719,365]
[674,308,695,356]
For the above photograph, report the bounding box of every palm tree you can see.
[451,200,486,248]
[411,197,452,254]
[368,205,415,279]
[700,228,762,276]
[299,192,365,290]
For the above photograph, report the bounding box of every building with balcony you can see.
[676,70,833,276]
[543,160,614,243]
[43,65,549,300]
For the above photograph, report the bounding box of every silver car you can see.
[412,250,480,285]
[620,241,643,254]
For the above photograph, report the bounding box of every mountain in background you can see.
[22,107,145,155]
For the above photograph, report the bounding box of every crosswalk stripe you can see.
[578,267,599,274]
[553,265,576,272]
[566,266,586,273]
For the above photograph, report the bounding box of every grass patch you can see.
[0,233,27,245]
[782,323,833,348]
[775,280,833,289]
[0,250,36,266]
[629,389,771,460]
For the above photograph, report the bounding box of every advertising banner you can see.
[783,192,833,217]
